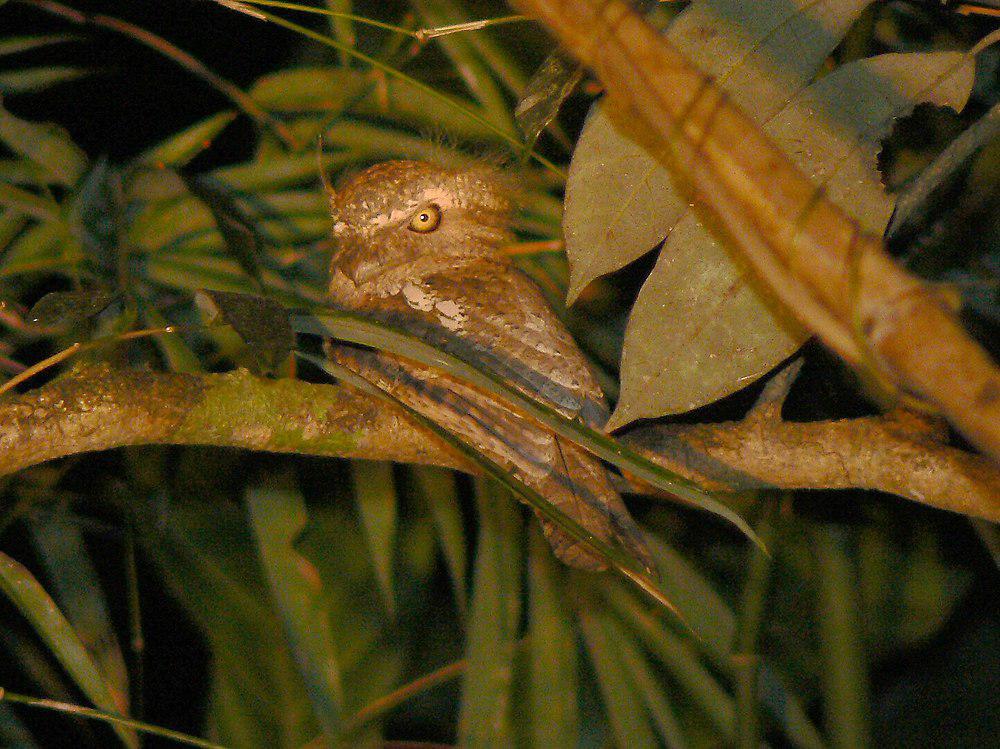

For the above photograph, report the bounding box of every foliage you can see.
[0,1,997,747]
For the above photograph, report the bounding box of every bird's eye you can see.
[407,203,441,233]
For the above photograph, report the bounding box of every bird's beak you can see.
[332,245,381,287]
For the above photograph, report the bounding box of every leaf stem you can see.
[415,14,527,41]
[231,0,420,37]
[0,688,225,749]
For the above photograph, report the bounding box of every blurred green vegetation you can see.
[0,1,997,747]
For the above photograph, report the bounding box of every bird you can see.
[325,159,653,572]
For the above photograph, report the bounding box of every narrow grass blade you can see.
[578,606,657,747]
[244,7,564,176]
[458,479,522,748]
[0,34,79,56]
[350,460,398,615]
[135,112,236,170]
[608,614,689,749]
[411,466,467,613]
[411,0,515,133]
[0,101,87,185]
[604,583,735,740]
[0,690,222,749]
[0,66,89,94]
[29,506,130,716]
[812,525,870,749]
[527,530,578,748]
[0,551,137,747]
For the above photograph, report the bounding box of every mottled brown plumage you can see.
[326,159,651,571]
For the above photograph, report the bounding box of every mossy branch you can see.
[2,365,996,522]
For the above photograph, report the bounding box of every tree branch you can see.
[2,365,996,522]
[508,0,1000,463]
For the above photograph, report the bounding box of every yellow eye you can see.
[407,204,441,233]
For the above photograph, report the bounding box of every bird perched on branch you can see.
[325,159,652,572]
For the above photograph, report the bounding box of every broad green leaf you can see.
[141,301,203,373]
[195,289,293,373]
[29,505,129,715]
[212,150,358,191]
[251,66,501,140]
[0,102,87,185]
[411,466,467,613]
[184,175,267,289]
[350,460,398,614]
[458,480,522,748]
[0,157,50,185]
[608,47,975,426]
[136,112,236,169]
[123,166,187,202]
[642,536,736,660]
[71,157,121,271]
[565,0,876,302]
[0,67,89,95]
[0,209,26,247]
[205,668,275,749]
[131,495,319,748]
[0,221,68,277]
[323,119,471,164]
[579,606,657,748]
[28,289,114,328]
[249,67,370,113]
[246,482,344,738]
[146,255,255,294]
[527,530,578,749]
[0,550,136,747]
[514,51,582,152]
[129,189,326,255]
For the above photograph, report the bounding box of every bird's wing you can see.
[328,343,652,572]
[344,260,611,427]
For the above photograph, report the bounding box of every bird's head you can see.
[328,160,514,286]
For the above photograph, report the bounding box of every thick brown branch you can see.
[0,363,471,477]
[509,0,1000,463]
[622,410,1000,522]
[1,366,996,522]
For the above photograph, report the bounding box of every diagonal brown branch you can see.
[508,0,1000,463]
[2,366,996,522]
